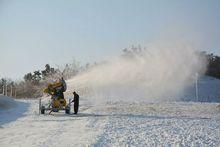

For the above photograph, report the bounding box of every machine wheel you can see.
[65,106,70,114]
[53,109,59,112]
[41,106,45,114]
[74,97,79,114]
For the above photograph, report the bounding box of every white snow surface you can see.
[0,97,220,147]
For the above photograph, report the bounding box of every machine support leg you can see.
[39,98,41,115]
[69,98,72,106]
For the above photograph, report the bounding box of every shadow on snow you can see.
[0,100,30,127]
[39,112,212,122]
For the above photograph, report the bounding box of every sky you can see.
[0,0,220,80]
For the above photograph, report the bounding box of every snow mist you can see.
[67,43,207,103]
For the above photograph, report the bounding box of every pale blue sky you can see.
[0,0,220,79]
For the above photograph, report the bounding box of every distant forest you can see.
[0,49,220,98]
[0,59,84,98]
[204,52,220,79]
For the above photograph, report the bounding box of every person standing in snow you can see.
[72,91,79,114]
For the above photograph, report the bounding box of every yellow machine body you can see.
[52,99,67,108]
[43,82,63,96]
[44,81,67,109]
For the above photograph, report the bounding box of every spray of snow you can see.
[67,42,207,103]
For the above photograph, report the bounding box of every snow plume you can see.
[67,43,207,103]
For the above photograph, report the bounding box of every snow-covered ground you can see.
[0,95,17,111]
[0,97,220,147]
[0,95,29,127]
[0,76,220,147]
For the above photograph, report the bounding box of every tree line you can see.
[204,52,220,79]
[0,59,83,98]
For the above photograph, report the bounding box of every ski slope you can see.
[0,97,220,147]
[0,76,220,146]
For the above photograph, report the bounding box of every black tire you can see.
[41,106,45,114]
[74,97,79,114]
[65,106,70,114]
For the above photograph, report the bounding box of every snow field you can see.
[0,98,220,147]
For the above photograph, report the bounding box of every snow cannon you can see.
[39,79,79,115]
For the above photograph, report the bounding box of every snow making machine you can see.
[39,80,79,115]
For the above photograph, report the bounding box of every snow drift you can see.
[67,43,207,103]
[0,95,17,111]
[183,76,220,102]
[0,96,29,127]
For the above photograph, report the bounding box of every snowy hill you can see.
[0,95,29,126]
[182,76,220,102]
[0,95,17,111]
